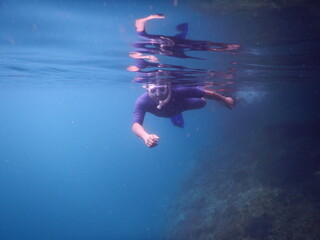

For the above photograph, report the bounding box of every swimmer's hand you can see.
[144,134,159,148]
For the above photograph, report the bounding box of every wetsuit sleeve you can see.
[133,96,147,125]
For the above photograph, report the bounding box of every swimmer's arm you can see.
[132,122,149,141]
[132,122,159,148]
[204,89,234,109]
[135,14,165,32]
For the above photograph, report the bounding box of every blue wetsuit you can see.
[133,86,206,126]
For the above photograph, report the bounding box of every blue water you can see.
[1,0,319,240]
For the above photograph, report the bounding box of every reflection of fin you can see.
[175,23,188,40]
[170,113,184,128]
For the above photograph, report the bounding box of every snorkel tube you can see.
[157,82,171,109]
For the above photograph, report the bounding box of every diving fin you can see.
[170,113,184,128]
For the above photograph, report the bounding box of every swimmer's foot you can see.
[224,97,235,109]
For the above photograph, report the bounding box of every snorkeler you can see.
[134,14,240,58]
[132,81,234,148]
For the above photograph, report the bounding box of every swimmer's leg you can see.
[182,98,207,111]
[169,98,206,128]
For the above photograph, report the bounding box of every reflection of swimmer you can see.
[132,81,234,148]
[127,51,236,84]
[134,14,240,59]
[127,51,201,83]
[127,51,197,72]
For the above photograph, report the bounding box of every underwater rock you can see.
[166,120,320,240]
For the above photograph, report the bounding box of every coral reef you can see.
[166,120,320,240]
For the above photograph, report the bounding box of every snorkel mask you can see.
[144,82,172,109]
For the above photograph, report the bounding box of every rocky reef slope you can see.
[167,117,320,240]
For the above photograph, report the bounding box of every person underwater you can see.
[132,81,234,148]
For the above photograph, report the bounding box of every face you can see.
[147,84,169,103]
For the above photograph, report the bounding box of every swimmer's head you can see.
[143,82,172,109]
